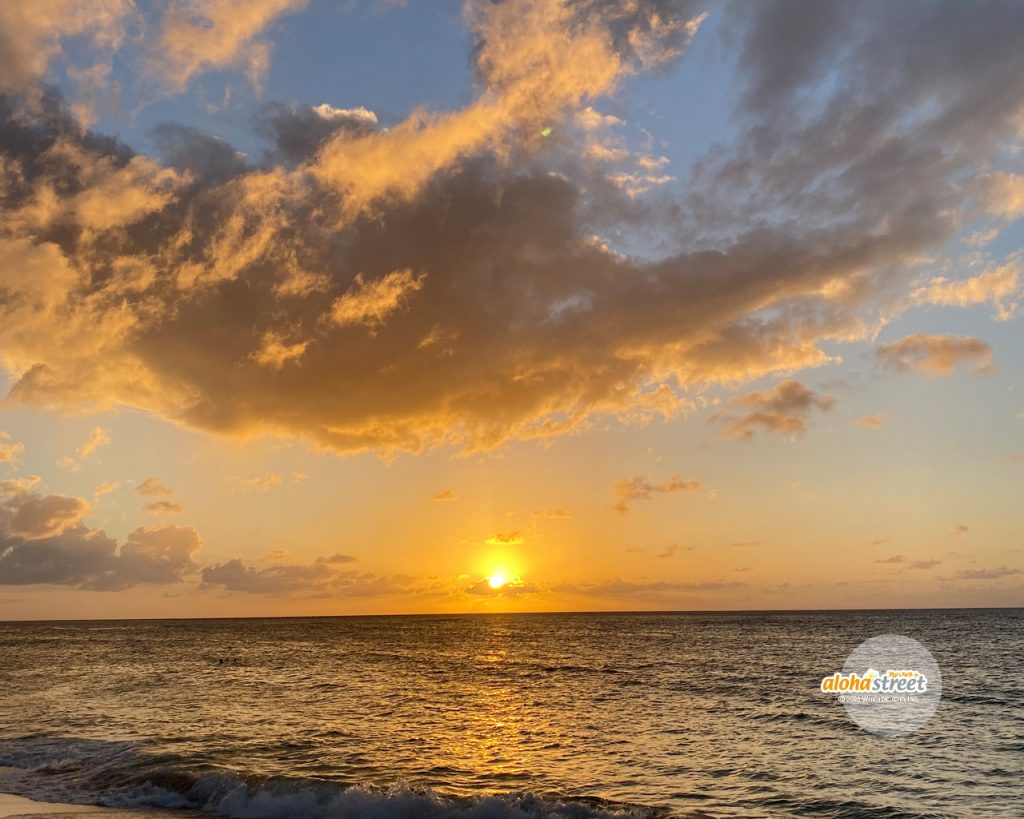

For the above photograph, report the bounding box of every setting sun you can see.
[487,572,509,590]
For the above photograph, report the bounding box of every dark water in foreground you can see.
[0,611,1021,818]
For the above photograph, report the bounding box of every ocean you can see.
[1,611,1021,818]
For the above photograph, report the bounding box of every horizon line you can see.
[2,605,1021,624]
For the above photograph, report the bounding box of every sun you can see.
[487,571,509,589]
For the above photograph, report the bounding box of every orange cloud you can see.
[911,257,1021,319]
[981,172,1024,218]
[855,412,888,429]
[137,477,174,497]
[711,380,835,440]
[612,474,700,513]
[876,333,994,376]
[144,500,183,515]
[0,432,24,466]
[147,0,308,94]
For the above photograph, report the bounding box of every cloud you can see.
[554,578,745,596]
[574,107,623,131]
[855,412,888,429]
[431,489,458,502]
[710,380,835,439]
[910,559,940,570]
[234,473,285,493]
[0,432,24,466]
[485,531,524,545]
[200,557,399,596]
[316,553,357,565]
[981,172,1024,218]
[876,333,994,377]
[0,476,41,496]
[953,566,1021,580]
[464,576,536,597]
[144,500,182,515]
[875,554,905,564]
[0,0,133,92]
[2,1,1024,460]
[257,102,379,166]
[146,0,308,95]
[249,331,309,370]
[0,486,201,589]
[963,228,998,247]
[330,269,426,329]
[951,523,969,536]
[8,494,90,538]
[93,481,119,497]
[911,256,1021,320]
[137,477,174,496]
[535,506,572,519]
[313,104,377,126]
[201,559,329,594]
[76,426,110,458]
[611,473,700,513]
[657,544,679,558]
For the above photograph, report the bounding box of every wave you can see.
[0,736,662,819]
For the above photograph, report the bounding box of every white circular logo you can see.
[820,634,942,736]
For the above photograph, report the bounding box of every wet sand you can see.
[0,793,100,818]
[0,794,186,819]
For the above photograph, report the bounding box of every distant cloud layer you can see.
[0,0,1022,462]
[0,483,201,589]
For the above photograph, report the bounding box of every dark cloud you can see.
[151,123,248,184]
[710,380,834,439]
[200,557,402,597]
[0,487,201,589]
[256,102,379,165]
[953,566,1021,580]
[1,2,1023,457]
[316,552,357,565]
[8,494,88,538]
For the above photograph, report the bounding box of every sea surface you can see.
[0,611,1021,818]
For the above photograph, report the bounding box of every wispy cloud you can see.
[876,334,994,377]
[611,474,700,513]
[711,381,835,440]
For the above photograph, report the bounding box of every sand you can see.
[0,793,102,818]
[0,794,184,819]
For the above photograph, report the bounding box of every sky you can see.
[0,0,1022,620]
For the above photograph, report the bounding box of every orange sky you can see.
[0,0,1022,618]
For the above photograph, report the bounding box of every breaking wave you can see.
[0,735,661,819]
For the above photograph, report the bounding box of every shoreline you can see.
[0,793,101,819]
[0,794,189,819]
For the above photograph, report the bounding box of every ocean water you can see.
[0,611,1021,818]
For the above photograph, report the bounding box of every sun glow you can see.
[487,571,509,589]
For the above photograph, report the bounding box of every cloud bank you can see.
[1,0,1022,459]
